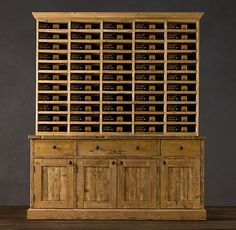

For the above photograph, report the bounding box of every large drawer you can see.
[77,140,158,156]
[119,140,158,156]
[78,140,120,156]
[161,140,200,156]
[34,140,74,156]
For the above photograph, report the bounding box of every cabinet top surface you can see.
[32,12,204,20]
[29,135,206,140]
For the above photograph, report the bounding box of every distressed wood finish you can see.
[33,12,203,136]
[33,159,74,208]
[77,159,116,208]
[118,159,157,208]
[161,140,200,156]
[29,12,206,220]
[28,136,206,219]
[161,158,200,209]
[34,140,75,156]
[27,208,206,220]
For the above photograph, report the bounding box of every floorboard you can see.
[0,206,236,230]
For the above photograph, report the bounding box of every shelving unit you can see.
[35,13,200,136]
[29,12,206,221]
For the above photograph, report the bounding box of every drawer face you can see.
[34,140,74,156]
[78,140,158,156]
[78,140,120,156]
[161,140,200,156]
[119,140,158,156]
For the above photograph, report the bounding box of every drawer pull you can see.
[52,145,57,149]
[136,146,140,150]
[120,161,123,165]
[96,145,100,150]
[111,161,116,165]
[68,160,73,165]
[163,160,167,165]
[179,145,184,150]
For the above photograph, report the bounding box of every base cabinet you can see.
[28,137,206,220]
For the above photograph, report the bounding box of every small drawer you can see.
[78,140,120,156]
[34,140,74,156]
[120,140,158,156]
[161,140,200,156]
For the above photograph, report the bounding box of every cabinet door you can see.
[118,159,157,208]
[34,159,74,208]
[77,159,116,208]
[161,159,200,209]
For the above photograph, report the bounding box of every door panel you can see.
[118,159,157,208]
[34,159,74,208]
[77,159,116,208]
[161,158,200,209]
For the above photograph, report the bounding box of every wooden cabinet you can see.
[76,158,157,209]
[28,12,206,220]
[33,159,74,208]
[77,159,116,208]
[28,137,206,220]
[117,159,157,208]
[160,158,200,209]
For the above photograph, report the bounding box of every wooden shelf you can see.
[35,13,200,136]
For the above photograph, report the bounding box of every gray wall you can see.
[0,0,235,206]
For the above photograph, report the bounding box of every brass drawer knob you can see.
[111,161,116,165]
[96,145,100,150]
[136,146,140,150]
[52,145,57,149]
[120,161,123,165]
[179,145,184,150]
[163,160,167,165]
[68,160,73,165]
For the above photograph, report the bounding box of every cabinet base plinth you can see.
[27,208,207,220]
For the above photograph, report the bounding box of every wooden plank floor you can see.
[0,207,236,230]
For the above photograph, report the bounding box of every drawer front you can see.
[34,140,74,156]
[161,140,200,156]
[78,140,120,156]
[119,140,158,156]
[78,140,158,156]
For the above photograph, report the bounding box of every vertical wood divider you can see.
[35,20,39,134]
[132,20,135,134]
[67,21,71,134]
[196,21,200,136]
[100,21,103,134]
[163,21,168,134]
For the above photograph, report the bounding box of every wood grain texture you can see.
[33,159,74,209]
[4,206,236,226]
[29,135,207,140]
[117,159,156,208]
[77,159,116,208]
[32,12,204,20]
[34,140,74,156]
[160,158,200,209]
[27,208,206,220]
[33,12,203,136]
